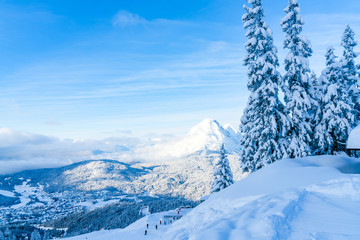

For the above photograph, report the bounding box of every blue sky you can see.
[1,0,360,139]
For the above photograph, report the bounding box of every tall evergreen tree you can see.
[309,71,319,102]
[309,72,320,105]
[308,71,322,153]
[340,25,359,126]
[31,230,41,240]
[0,231,4,240]
[280,0,315,158]
[240,0,290,172]
[315,47,354,154]
[4,228,11,240]
[42,231,50,240]
[210,145,234,193]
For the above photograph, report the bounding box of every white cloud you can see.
[111,10,189,27]
[111,10,146,27]
[2,40,245,101]
[45,120,62,126]
[0,128,142,174]
[0,128,56,147]
[0,118,241,175]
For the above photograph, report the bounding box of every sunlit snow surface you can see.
[0,189,15,197]
[67,155,360,240]
[347,125,360,149]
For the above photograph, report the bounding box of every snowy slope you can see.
[0,155,242,201]
[66,208,193,240]
[67,155,360,240]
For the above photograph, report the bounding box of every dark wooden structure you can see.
[346,148,360,158]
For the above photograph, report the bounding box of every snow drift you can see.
[347,125,360,149]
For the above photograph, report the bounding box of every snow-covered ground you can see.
[67,155,360,240]
[66,208,193,240]
[11,180,39,209]
[347,125,360,149]
[0,189,15,197]
[76,199,121,211]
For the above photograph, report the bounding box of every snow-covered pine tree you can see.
[210,144,234,193]
[309,71,319,100]
[240,0,290,172]
[315,47,354,154]
[308,71,322,153]
[31,230,41,240]
[340,25,360,125]
[280,0,316,158]
[0,230,4,240]
[309,71,320,106]
[42,231,50,240]
[4,228,11,239]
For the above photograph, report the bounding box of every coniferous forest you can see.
[240,0,360,172]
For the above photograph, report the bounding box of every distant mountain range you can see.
[0,119,243,200]
[0,119,245,229]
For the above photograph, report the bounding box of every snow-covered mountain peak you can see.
[223,123,239,138]
[188,119,224,137]
[63,160,127,178]
[141,119,240,159]
[185,119,231,151]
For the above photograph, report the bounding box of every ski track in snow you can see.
[164,177,360,240]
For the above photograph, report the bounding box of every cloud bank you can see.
[0,119,239,175]
[0,128,141,175]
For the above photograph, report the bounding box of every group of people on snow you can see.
[144,221,162,235]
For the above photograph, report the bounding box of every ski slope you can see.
[66,208,192,240]
[67,155,360,240]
